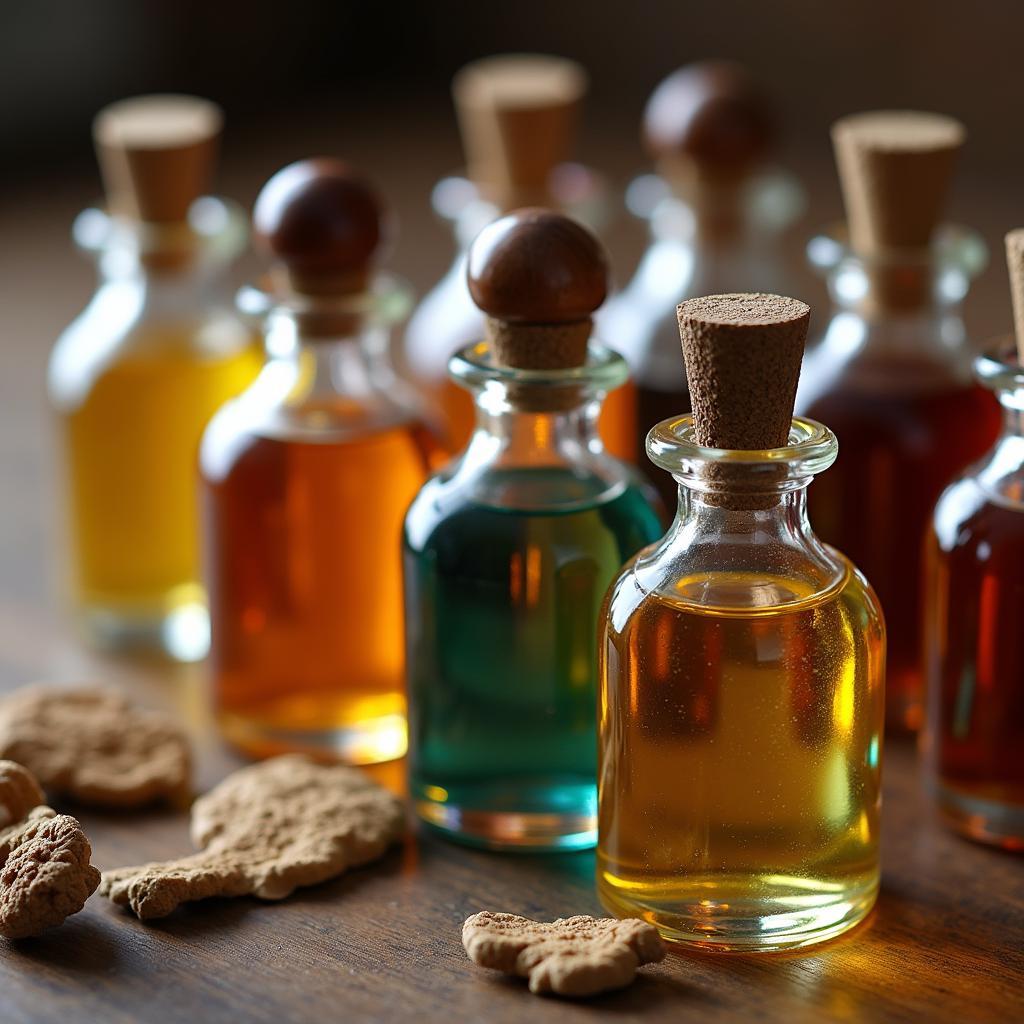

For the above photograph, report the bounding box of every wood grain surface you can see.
[0,113,1021,1023]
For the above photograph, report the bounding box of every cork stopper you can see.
[93,94,222,224]
[832,110,964,254]
[644,62,775,182]
[453,54,587,210]
[677,293,809,450]
[467,208,608,371]
[253,158,386,298]
[1006,230,1024,365]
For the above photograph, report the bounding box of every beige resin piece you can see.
[462,911,666,998]
[0,686,191,809]
[101,754,405,920]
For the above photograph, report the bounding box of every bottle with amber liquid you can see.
[798,111,1000,732]
[405,210,663,850]
[48,95,261,660]
[924,230,1024,850]
[598,61,805,507]
[598,294,885,951]
[201,160,438,762]
[400,54,634,460]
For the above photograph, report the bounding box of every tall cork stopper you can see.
[453,55,587,210]
[94,94,222,224]
[253,158,387,335]
[677,293,809,451]
[831,110,965,311]
[1005,230,1024,365]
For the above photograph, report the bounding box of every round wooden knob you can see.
[643,61,775,175]
[253,158,386,295]
[466,208,608,323]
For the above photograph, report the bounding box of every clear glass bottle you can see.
[925,338,1024,849]
[598,414,885,950]
[405,208,663,850]
[49,197,261,661]
[598,60,805,507]
[201,159,441,763]
[406,340,663,850]
[798,227,1001,731]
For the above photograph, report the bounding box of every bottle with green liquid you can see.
[404,209,663,851]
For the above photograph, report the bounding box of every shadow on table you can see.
[5,913,121,973]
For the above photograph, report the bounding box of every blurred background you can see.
[1,0,1022,672]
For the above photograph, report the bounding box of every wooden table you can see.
[1,114,1022,1023]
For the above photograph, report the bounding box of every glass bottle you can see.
[399,54,634,461]
[405,210,663,850]
[598,294,885,952]
[48,96,261,661]
[201,159,440,763]
[925,337,1024,851]
[798,112,1001,732]
[598,61,805,508]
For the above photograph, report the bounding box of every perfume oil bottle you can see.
[599,61,805,506]
[925,231,1024,851]
[201,159,439,763]
[405,209,663,850]
[48,95,261,660]
[400,55,635,460]
[799,112,1000,732]
[598,294,885,952]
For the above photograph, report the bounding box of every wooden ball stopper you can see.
[467,207,609,370]
[1005,230,1024,365]
[643,61,775,181]
[93,94,222,223]
[832,110,964,255]
[453,54,587,209]
[253,158,386,297]
[677,293,809,450]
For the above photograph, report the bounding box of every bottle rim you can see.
[807,223,987,278]
[646,415,838,488]
[975,336,1024,391]
[235,271,414,328]
[448,338,629,392]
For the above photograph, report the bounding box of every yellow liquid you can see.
[598,564,885,951]
[62,326,262,648]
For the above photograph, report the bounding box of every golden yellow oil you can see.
[61,323,262,648]
[597,563,885,951]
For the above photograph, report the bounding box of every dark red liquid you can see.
[805,376,1000,731]
[636,384,692,512]
[927,483,1024,845]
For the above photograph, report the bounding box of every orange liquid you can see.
[439,378,639,463]
[204,422,434,763]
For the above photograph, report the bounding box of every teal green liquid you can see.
[404,470,662,851]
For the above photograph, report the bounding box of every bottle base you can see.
[78,589,210,663]
[598,872,878,953]
[938,784,1024,851]
[218,706,407,765]
[414,779,596,852]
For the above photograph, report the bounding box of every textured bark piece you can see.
[832,110,964,255]
[93,94,222,224]
[453,54,586,209]
[0,687,191,809]
[1005,230,1024,365]
[677,293,809,450]
[462,912,665,998]
[100,755,405,921]
[0,761,46,830]
[0,813,101,939]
